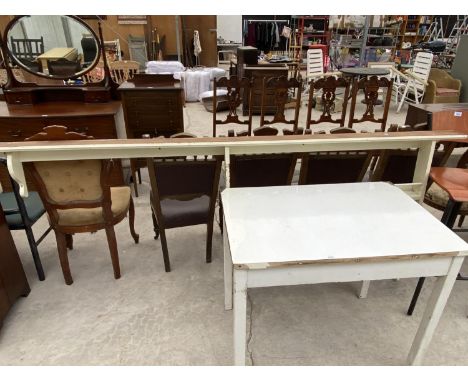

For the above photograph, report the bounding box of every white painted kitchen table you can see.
[221,182,468,366]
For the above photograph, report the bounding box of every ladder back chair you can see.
[212,76,253,137]
[348,75,393,132]
[24,126,139,285]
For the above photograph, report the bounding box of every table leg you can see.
[407,255,464,365]
[233,269,248,366]
[358,280,370,299]
[224,217,233,310]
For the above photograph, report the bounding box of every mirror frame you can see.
[4,15,102,81]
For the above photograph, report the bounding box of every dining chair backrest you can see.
[348,75,393,132]
[299,128,372,185]
[212,76,253,137]
[306,76,350,128]
[109,60,139,84]
[230,154,297,188]
[260,76,302,133]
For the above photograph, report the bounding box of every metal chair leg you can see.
[24,224,45,281]
[407,199,461,315]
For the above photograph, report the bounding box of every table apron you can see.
[242,256,456,289]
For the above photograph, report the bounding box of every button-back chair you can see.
[24,125,139,285]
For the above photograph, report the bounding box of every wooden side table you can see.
[0,203,30,330]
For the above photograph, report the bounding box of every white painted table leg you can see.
[358,280,370,299]
[224,218,233,310]
[407,255,464,365]
[233,269,248,366]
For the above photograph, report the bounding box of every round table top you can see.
[340,67,390,76]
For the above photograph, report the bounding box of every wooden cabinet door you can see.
[182,16,217,67]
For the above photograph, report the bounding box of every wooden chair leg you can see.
[458,215,465,228]
[151,209,160,239]
[206,221,214,263]
[104,226,121,280]
[55,230,73,285]
[65,234,73,250]
[137,168,142,184]
[130,160,139,197]
[159,227,171,272]
[24,224,45,281]
[128,197,139,244]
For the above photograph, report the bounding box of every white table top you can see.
[221,182,468,269]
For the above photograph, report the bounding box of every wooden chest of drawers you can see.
[118,81,184,138]
[0,101,125,190]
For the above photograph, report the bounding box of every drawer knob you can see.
[8,129,22,138]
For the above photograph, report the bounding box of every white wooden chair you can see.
[392,52,433,113]
[305,48,341,96]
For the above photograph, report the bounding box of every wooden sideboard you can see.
[118,80,184,138]
[0,101,126,190]
[0,203,30,330]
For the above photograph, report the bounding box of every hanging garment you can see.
[274,22,280,48]
[193,30,202,57]
[247,22,256,46]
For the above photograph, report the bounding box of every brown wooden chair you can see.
[47,58,82,77]
[147,134,222,272]
[24,125,139,285]
[260,76,302,135]
[109,60,139,84]
[299,128,372,185]
[348,75,393,132]
[212,76,253,137]
[306,76,351,130]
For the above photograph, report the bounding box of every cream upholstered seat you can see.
[57,187,131,226]
[25,126,139,285]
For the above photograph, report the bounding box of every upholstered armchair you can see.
[423,68,462,104]
[25,125,139,285]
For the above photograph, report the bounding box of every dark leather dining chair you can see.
[147,137,222,272]
[299,127,372,185]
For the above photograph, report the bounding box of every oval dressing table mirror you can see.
[0,15,114,104]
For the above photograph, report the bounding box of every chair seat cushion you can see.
[436,87,459,96]
[425,182,468,212]
[0,191,45,229]
[160,194,210,228]
[57,186,131,227]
